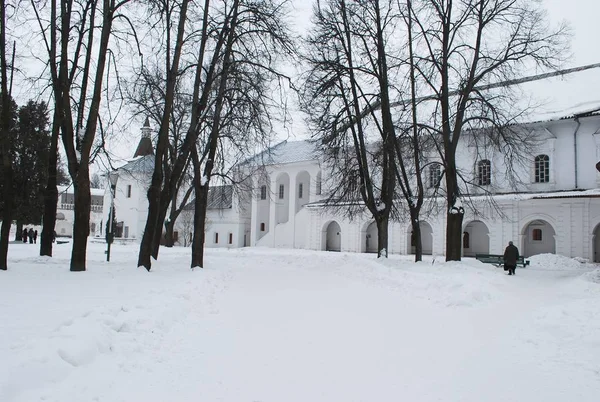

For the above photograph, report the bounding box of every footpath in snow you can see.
[1,242,600,402]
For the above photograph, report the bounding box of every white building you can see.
[102,119,154,242]
[236,106,600,262]
[55,185,104,238]
[107,105,600,262]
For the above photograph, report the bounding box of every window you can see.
[260,223,265,232]
[535,154,550,183]
[463,231,470,248]
[478,160,491,186]
[126,184,132,198]
[428,164,441,188]
[299,183,303,199]
[228,233,233,244]
[532,228,542,241]
[279,184,284,199]
[260,185,267,200]
[316,173,322,195]
[124,226,129,238]
[214,232,219,244]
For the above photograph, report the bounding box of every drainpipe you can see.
[573,117,582,189]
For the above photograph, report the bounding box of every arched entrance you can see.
[324,221,342,252]
[363,221,378,253]
[407,221,433,255]
[462,220,490,257]
[593,224,600,263]
[522,219,556,257]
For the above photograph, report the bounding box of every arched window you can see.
[477,160,491,186]
[463,231,470,248]
[260,185,267,200]
[428,164,441,188]
[535,155,550,183]
[316,172,322,195]
[532,228,542,241]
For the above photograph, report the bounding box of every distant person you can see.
[503,241,519,276]
[33,230,38,244]
[28,228,34,244]
[22,228,28,243]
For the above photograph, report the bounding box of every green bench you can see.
[475,253,530,268]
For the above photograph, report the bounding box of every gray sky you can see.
[108,0,600,165]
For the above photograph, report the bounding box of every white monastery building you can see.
[56,185,104,238]
[105,105,600,262]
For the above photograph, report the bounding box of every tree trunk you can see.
[164,220,175,247]
[0,1,12,270]
[151,194,170,257]
[40,113,59,256]
[444,160,463,261]
[446,211,463,261]
[138,184,161,269]
[14,221,22,242]
[410,214,422,262]
[70,170,91,271]
[191,183,208,268]
[376,216,389,258]
[164,190,178,247]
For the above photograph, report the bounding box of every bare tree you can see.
[136,0,294,270]
[0,0,14,270]
[402,0,569,260]
[31,0,133,270]
[301,0,400,258]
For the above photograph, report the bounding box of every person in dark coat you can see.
[28,228,34,244]
[33,230,38,244]
[503,241,519,276]
[22,228,28,243]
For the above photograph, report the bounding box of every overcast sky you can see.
[108,0,600,166]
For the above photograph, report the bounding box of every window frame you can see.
[279,184,284,199]
[477,159,491,186]
[534,154,550,183]
[428,164,441,189]
[532,228,543,241]
[298,183,303,199]
[260,185,267,200]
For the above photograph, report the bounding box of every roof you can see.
[242,140,320,166]
[118,155,155,174]
[133,137,154,158]
[184,185,233,211]
[57,185,104,197]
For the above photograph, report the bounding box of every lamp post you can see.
[106,172,118,262]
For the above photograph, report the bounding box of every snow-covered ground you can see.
[1,242,600,402]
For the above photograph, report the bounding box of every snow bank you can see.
[3,244,600,402]
[527,253,596,271]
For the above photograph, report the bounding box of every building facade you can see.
[106,107,600,261]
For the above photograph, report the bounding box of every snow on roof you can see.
[305,189,600,208]
[243,140,320,166]
[57,185,105,196]
[117,154,155,174]
[183,185,233,211]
